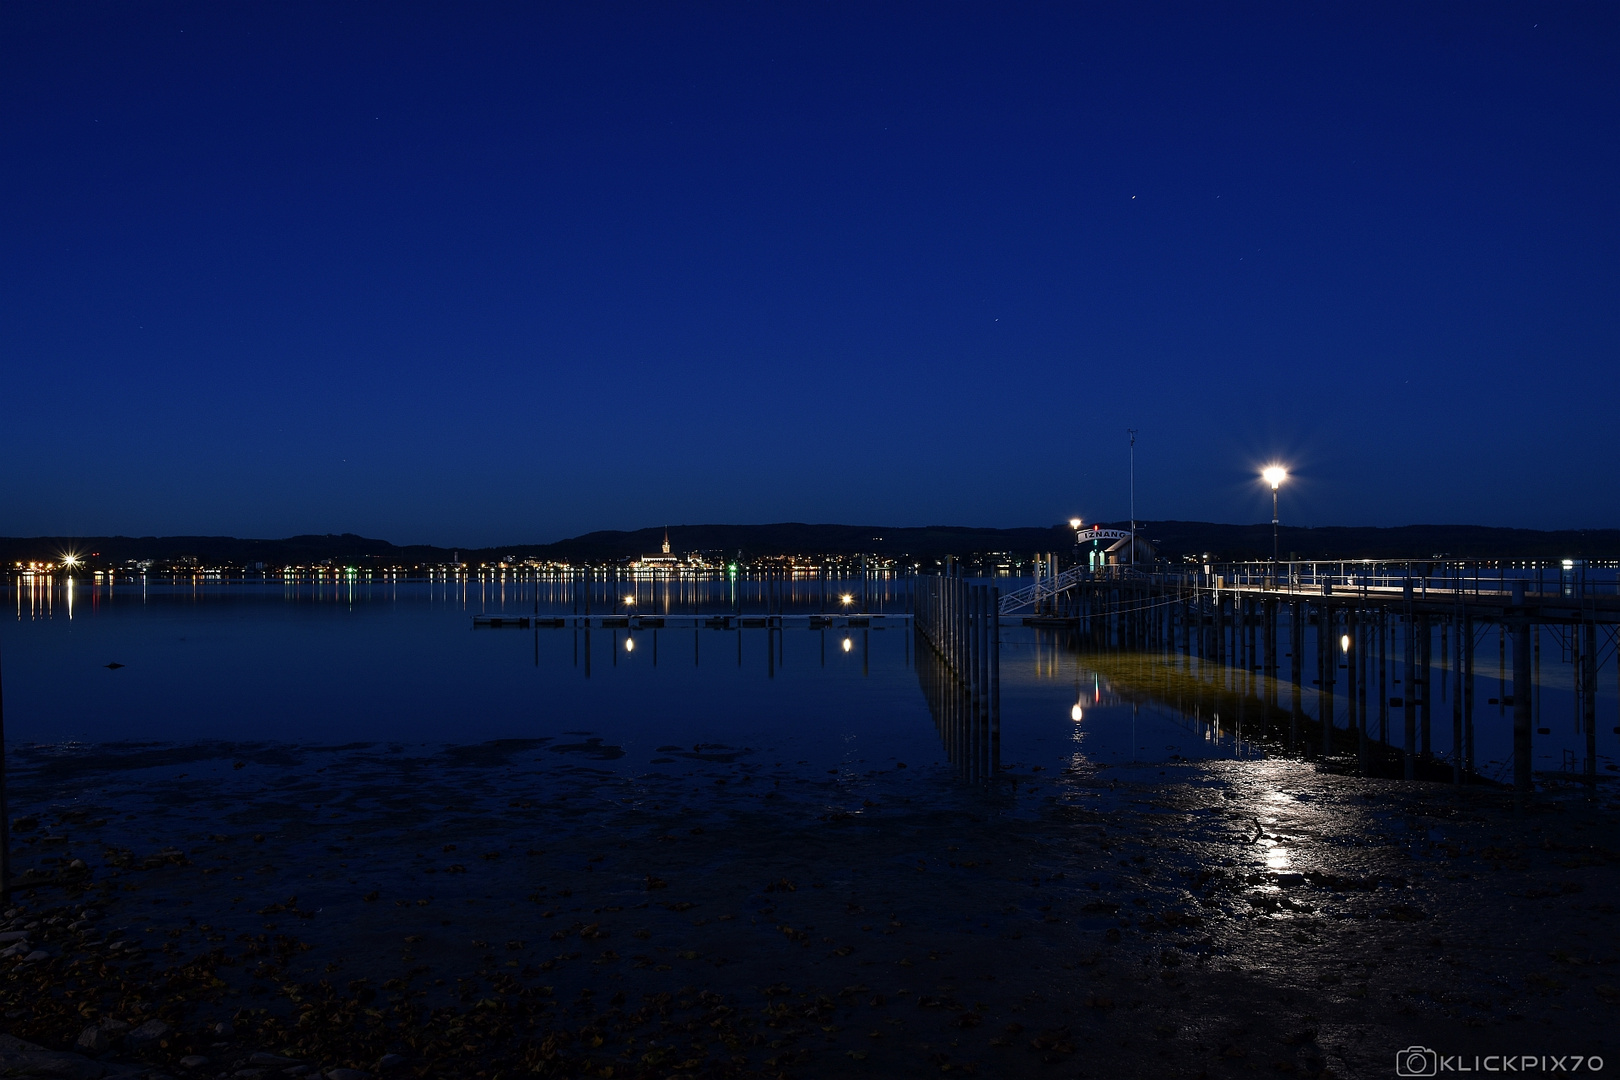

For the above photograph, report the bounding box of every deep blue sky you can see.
[3,3,1616,546]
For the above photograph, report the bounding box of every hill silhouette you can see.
[3,520,1617,568]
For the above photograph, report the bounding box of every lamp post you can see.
[1263,466,1288,565]
[1127,430,1137,566]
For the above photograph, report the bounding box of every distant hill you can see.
[2,521,1616,569]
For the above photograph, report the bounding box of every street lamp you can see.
[1262,466,1288,564]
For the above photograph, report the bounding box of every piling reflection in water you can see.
[914,573,1000,782]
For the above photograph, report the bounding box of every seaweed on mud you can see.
[547,739,625,760]
[436,739,554,767]
[13,743,299,780]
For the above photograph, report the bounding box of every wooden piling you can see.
[1321,606,1334,756]
[1403,603,1417,780]
[1464,614,1476,776]
[1419,615,1433,760]
[1583,619,1598,785]
[1512,589,1533,794]
[990,585,1001,776]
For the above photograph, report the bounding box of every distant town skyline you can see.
[3,4,1616,547]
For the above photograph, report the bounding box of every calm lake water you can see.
[4,574,1268,771]
[5,574,1609,781]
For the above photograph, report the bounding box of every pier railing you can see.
[1000,559,1620,613]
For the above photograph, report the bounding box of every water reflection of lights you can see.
[841,637,853,653]
[1340,634,1350,652]
[625,637,635,653]
[1071,703,1083,722]
[839,594,853,607]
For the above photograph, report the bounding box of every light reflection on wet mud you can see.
[3,733,1616,1077]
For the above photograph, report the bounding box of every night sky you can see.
[3,3,1616,546]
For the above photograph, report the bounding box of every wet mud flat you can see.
[0,740,1616,1079]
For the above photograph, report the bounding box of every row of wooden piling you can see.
[915,573,1000,780]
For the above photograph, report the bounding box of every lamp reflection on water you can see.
[624,637,635,653]
[841,637,853,653]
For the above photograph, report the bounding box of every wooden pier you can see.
[1006,561,1620,792]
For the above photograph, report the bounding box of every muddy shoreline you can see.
[1,740,1616,1078]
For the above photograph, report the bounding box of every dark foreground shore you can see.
[0,741,1615,1079]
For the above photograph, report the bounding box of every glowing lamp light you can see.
[1262,466,1287,490]
[625,637,635,652]
[60,553,81,569]
[623,595,636,606]
[841,637,853,653]
[1069,518,1082,530]
[1070,704,1084,722]
[839,593,853,607]
[1340,634,1351,652]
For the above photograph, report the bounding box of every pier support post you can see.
[1351,608,1366,774]
[1452,610,1464,784]
[1583,619,1598,786]
[1419,615,1433,760]
[1464,615,1476,775]
[1403,604,1417,780]
[1513,592,1533,795]
[1321,606,1334,756]
[1378,610,1388,745]
[990,585,1001,778]
[1289,601,1303,749]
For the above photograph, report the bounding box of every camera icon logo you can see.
[1396,1046,1439,1076]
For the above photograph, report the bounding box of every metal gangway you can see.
[998,528,1138,614]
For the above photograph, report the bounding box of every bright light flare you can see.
[1068,517,1082,530]
[839,594,853,607]
[841,637,853,653]
[1340,634,1351,652]
[1070,704,1084,722]
[60,552,82,569]
[1262,466,1288,490]
[623,595,636,606]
